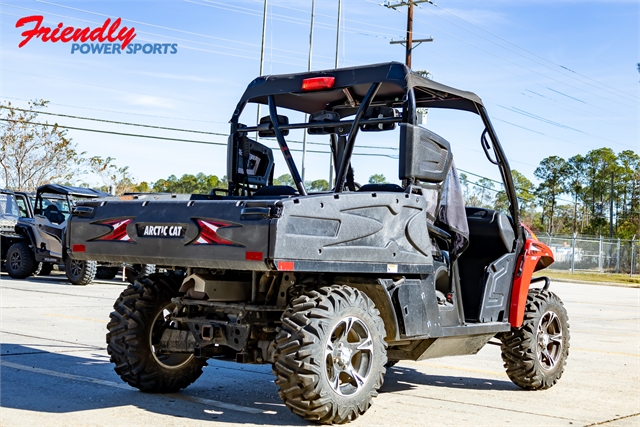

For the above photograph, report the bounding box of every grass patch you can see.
[544,270,640,286]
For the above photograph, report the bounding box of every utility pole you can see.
[301,0,315,183]
[385,0,434,68]
[256,0,268,134]
[329,0,341,187]
[405,2,413,67]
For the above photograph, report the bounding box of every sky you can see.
[0,0,638,191]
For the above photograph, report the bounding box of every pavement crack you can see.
[583,413,640,426]
[0,286,114,300]
[2,349,102,356]
[394,391,585,422]
[0,330,106,350]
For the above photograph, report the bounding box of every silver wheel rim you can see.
[536,311,563,370]
[324,316,374,396]
[69,260,83,277]
[149,304,194,370]
[9,250,21,271]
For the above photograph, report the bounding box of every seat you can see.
[458,207,515,321]
[43,205,66,225]
[252,185,297,197]
[357,183,404,192]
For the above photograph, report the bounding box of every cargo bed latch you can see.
[241,206,272,218]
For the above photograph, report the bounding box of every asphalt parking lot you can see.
[1,272,638,427]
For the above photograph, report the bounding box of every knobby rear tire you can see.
[106,273,206,393]
[96,266,119,280]
[125,264,157,284]
[273,285,387,424]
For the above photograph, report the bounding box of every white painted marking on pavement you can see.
[0,360,275,415]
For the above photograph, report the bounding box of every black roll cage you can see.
[228,63,521,236]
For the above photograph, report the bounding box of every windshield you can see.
[0,194,20,218]
[37,194,72,221]
[16,196,29,217]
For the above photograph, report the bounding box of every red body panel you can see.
[509,238,554,327]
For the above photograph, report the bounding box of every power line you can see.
[0,106,220,136]
[0,67,225,109]
[0,118,228,146]
[428,3,636,103]
[396,18,637,125]
[408,10,636,110]
[0,105,399,152]
[418,4,636,102]
[458,167,574,204]
[0,116,584,205]
[389,19,636,146]
[186,0,397,39]
[1,96,225,125]
[0,118,398,158]
[0,7,307,67]
[33,0,337,61]
[251,0,395,34]
[495,104,634,149]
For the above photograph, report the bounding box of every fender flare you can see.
[508,238,554,327]
[14,223,37,248]
[333,277,401,342]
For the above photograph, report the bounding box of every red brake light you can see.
[302,76,335,91]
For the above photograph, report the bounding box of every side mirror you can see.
[399,123,452,183]
[258,115,289,137]
[481,129,500,165]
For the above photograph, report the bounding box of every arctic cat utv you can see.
[68,62,568,424]
[6,184,109,285]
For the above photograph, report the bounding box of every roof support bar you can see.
[334,82,381,193]
[268,95,307,196]
[405,87,417,125]
[477,105,519,231]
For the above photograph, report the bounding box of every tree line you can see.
[2,100,638,239]
[461,149,640,239]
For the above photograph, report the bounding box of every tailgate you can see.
[67,198,273,270]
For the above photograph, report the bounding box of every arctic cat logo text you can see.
[139,225,185,237]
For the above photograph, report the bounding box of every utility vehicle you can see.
[8,185,154,283]
[13,190,70,276]
[1,189,23,266]
[67,62,568,424]
[7,184,107,285]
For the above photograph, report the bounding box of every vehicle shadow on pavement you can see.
[0,272,128,288]
[381,365,519,392]
[0,344,307,426]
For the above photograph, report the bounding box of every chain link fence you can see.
[538,234,639,275]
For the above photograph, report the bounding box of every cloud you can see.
[425,6,508,27]
[125,95,175,109]
[133,70,222,84]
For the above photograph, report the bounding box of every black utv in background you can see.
[6,185,155,283]
[68,62,568,424]
[6,184,108,285]
[0,189,23,267]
